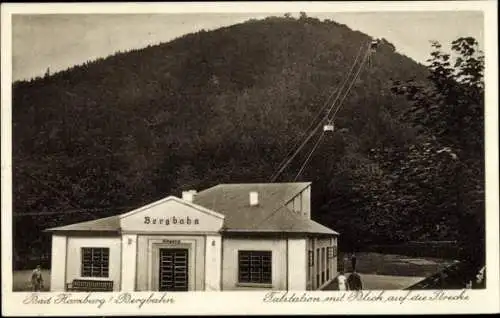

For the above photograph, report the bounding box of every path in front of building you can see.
[13,269,51,292]
[322,273,425,291]
[321,252,454,291]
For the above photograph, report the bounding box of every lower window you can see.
[238,250,272,284]
[81,247,109,278]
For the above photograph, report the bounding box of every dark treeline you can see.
[12,14,484,276]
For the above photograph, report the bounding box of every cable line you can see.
[293,130,326,181]
[291,45,373,182]
[255,40,379,230]
[270,43,366,181]
[270,123,322,182]
[271,42,372,182]
[330,47,372,121]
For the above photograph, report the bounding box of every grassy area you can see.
[13,269,50,292]
[323,273,425,290]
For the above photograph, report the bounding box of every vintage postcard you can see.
[1,1,498,316]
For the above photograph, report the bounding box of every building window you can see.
[321,247,326,284]
[238,250,272,284]
[308,250,314,267]
[295,195,302,213]
[81,247,109,278]
[327,246,337,259]
[327,250,330,280]
[316,248,320,272]
[316,248,320,287]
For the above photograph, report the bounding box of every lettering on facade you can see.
[144,216,199,225]
[162,239,181,244]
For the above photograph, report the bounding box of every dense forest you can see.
[12,14,485,276]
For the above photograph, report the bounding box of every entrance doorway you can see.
[158,248,189,291]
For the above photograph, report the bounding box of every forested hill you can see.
[14,15,483,261]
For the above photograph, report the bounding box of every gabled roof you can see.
[193,182,338,235]
[193,182,310,215]
[118,195,225,220]
[223,205,338,235]
[45,196,222,233]
[45,182,338,236]
[45,215,120,233]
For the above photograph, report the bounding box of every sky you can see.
[11,11,484,82]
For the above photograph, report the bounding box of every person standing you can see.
[351,252,357,272]
[337,271,348,291]
[347,271,363,291]
[31,265,44,292]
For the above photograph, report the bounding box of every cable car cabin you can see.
[323,124,335,132]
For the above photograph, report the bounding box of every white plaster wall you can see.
[287,238,307,290]
[301,186,311,219]
[293,195,301,213]
[222,238,287,290]
[204,235,222,291]
[65,236,121,291]
[121,234,137,291]
[50,235,67,292]
[120,199,224,234]
[285,201,297,216]
[285,186,311,219]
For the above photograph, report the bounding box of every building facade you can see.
[46,182,339,292]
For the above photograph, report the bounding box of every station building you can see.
[46,182,339,292]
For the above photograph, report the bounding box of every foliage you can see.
[385,37,485,277]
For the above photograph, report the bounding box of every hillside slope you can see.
[12,15,431,258]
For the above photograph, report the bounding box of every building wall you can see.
[306,236,338,290]
[221,237,287,290]
[50,235,67,292]
[331,236,338,279]
[287,238,307,290]
[285,186,311,219]
[135,235,205,291]
[121,234,137,291]
[120,198,224,234]
[205,235,222,291]
[65,236,122,292]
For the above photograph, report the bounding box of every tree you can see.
[391,37,485,281]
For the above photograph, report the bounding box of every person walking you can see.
[31,265,44,292]
[337,270,348,291]
[347,271,363,291]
